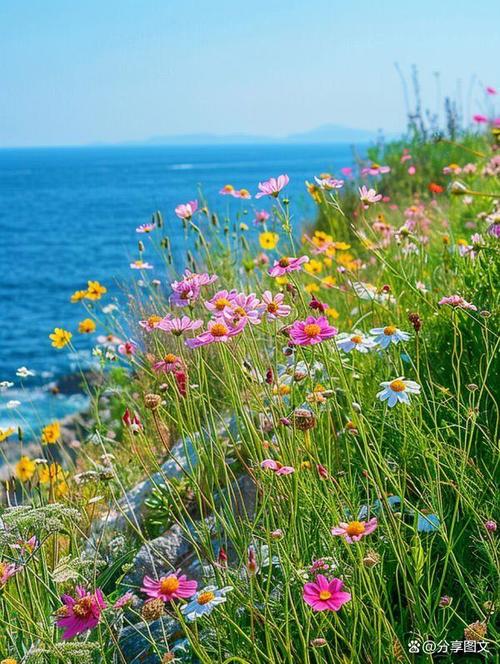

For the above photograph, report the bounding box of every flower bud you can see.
[463,621,487,641]
[310,638,327,648]
[292,408,316,431]
[144,393,162,410]
[362,550,381,568]
[141,598,165,621]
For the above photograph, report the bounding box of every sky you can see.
[0,0,498,147]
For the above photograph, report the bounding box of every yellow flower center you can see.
[164,353,177,363]
[346,521,366,536]
[319,590,332,600]
[214,298,231,310]
[148,315,161,326]
[160,575,180,594]
[72,596,93,618]
[383,325,397,336]
[267,302,278,313]
[303,323,321,338]
[211,323,228,337]
[197,591,215,605]
[233,307,246,317]
[389,380,406,393]
[351,335,363,344]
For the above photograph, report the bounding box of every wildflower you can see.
[122,408,142,433]
[6,400,20,409]
[141,598,165,621]
[175,200,198,220]
[15,456,36,481]
[304,258,323,275]
[78,318,96,334]
[223,293,262,326]
[291,407,316,431]
[361,163,390,176]
[139,314,164,331]
[85,281,107,300]
[38,462,65,484]
[486,86,497,95]
[1,658,17,664]
[332,517,378,543]
[438,295,477,311]
[428,182,444,194]
[261,291,291,320]
[0,562,20,587]
[16,366,35,378]
[0,381,14,391]
[259,231,279,250]
[316,464,329,479]
[271,529,284,540]
[153,353,183,373]
[141,573,197,602]
[309,295,327,312]
[0,427,15,443]
[144,393,162,410]
[439,595,453,608]
[234,188,251,199]
[377,378,421,407]
[314,176,344,190]
[157,316,203,336]
[464,621,487,641]
[205,289,237,315]
[336,332,376,353]
[311,638,327,648]
[255,174,289,199]
[473,114,488,123]
[186,320,245,348]
[359,185,382,208]
[130,260,153,270]
[362,551,381,567]
[70,289,87,303]
[260,459,295,475]
[254,209,270,224]
[302,575,351,612]
[181,586,233,621]
[289,316,337,346]
[56,586,106,639]
[370,325,410,349]
[247,546,258,575]
[114,591,136,609]
[269,255,309,277]
[485,520,497,532]
[41,421,61,444]
[136,222,156,233]
[408,312,422,333]
[50,328,72,349]
[219,184,235,195]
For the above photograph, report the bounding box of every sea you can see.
[0,143,361,434]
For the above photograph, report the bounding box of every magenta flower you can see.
[0,561,20,587]
[261,291,291,320]
[255,174,289,199]
[175,200,198,220]
[261,459,295,475]
[122,408,142,432]
[56,586,106,640]
[473,114,488,124]
[289,316,337,346]
[438,295,477,311]
[153,353,183,373]
[486,86,497,95]
[223,293,262,326]
[359,185,382,208]
[303,575,351,612]
[485,520,497,532]
[205,289,238,315]
[331,517,378,543]
[268,256,309,277]
[341,166,353,177]
[118,340,138,356]
[114,591,136,609]
[157,316,203,336]
[136,222,156,233]
[254,210,270,224]
[141,572,197,602]
[186,319,245,348]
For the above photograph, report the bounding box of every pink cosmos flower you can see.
[408,166,416,176]
[185,319,245,348]
[170,271,216,307]
[486,86,497,95]
[219,184,236,195]
[314,176,344,190]
[153,353,183,373]
[473,114,488,124]
[255,174,289,199]
[260,459,295,475]
[141,572,197,602]
[438,295,477,311]
[223,293,262,326]
[130,260,153,270]
[400,149,412,163]
[303,575,351,612]
[233,188,251,199]
[359,186,382,208]
[0,561,20,587]
[157,316,203,336]
[175,200,198,220]
[289,316,337,346]
[261,291,291,320]
[268,256,309,277]
[254,210,270,224]
[361,164,391,176]
[56,586,106,640]
[205,289,238,315]
[331,517,378,543]
[341,166,353,177]
[139,314,166,332]
[136,223,156,233]
[181,269,218,288]
[118,340,138,356]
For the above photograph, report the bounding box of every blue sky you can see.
[0,0,497,147]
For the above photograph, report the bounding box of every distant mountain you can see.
[122,124,378,147]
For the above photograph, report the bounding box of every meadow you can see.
[0,108,499,663]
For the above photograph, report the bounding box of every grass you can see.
[0,123,499,664]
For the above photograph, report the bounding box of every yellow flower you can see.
[38,462,65,484]
[70,290,88,303]
[78,318,96,334]
[275,276,288,286]
[304,259,323,275]
[305,181,321,202]
[239,223,249,231]
[1,658,18,664]
[0,427,15,443]
[311,230,332,248]
[305,283,320,293]
[321,275,336,288]
[15,456,36,482]
[41,421,61,445]
[49,328,72,349]
[55,480,70,499]
[259,232,279,250]
[85,280,107,300]
[326,307,340,319]
[333,241,351,251]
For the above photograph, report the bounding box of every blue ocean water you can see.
[0,143,359,431]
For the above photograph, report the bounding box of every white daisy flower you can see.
[16,367,36,378]
[377,377,421,407]
[336,332,377,354]
[6,400,21,409]
[0,381,14,392]
[181,585,232,621]
[370,325,410,349]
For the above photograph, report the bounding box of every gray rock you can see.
[118,615,183,663]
